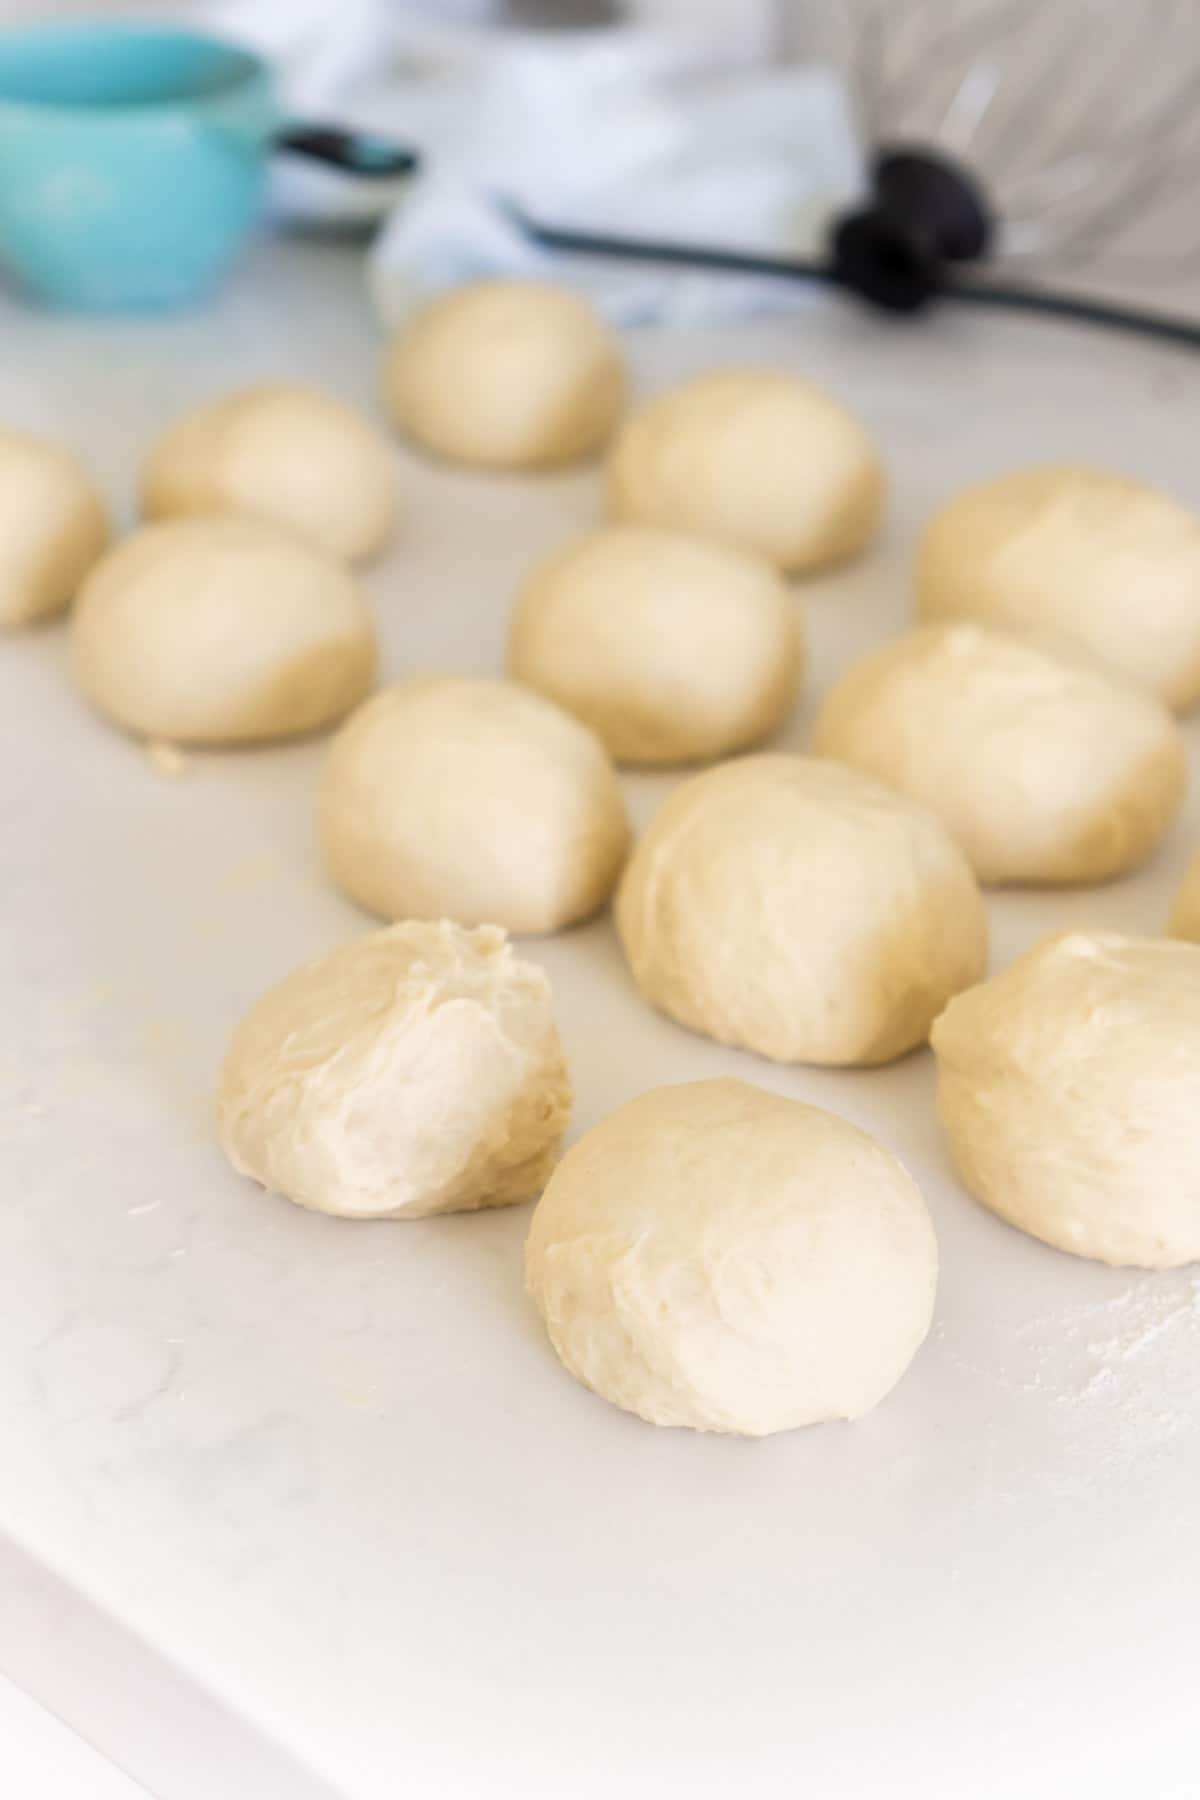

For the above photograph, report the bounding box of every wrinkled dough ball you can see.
[607,369,884,573]
[141,381,397,564]
[508,525,804,765]
[0,426,109,627]
[932,932,1200,1267]
[383,279,625,470]
[616,754,987,1066]
[71,516,375,744]
[320,676,630,933]
[812,623,1187,884]
[916,463,1200,711]
[1170,850,1200,941]
[526,1078,938,1435]
[218,921,571,1220]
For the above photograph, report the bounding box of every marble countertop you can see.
[1,233,1199,1800]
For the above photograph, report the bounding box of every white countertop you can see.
[2,234,1199,1800]
[0,1674,146,1799]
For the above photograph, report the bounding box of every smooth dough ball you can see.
[508,525,804,765]
[140,382,398,564]
[616,753,987,1066]
[932,931,1200,1267]
[383,279,625,470]
[71,516,375,744]
[0,426,109,627]
[218,920,571,1220]
[812,622,1187,885]
[320,676,630,933]
[607,369,884,574]
[526,1078,937,1435]
[916,464,1200,711]
[1169,850,1200,942]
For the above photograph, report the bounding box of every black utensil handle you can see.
[275,124,421,179]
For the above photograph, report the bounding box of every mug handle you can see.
[275,123,421,178]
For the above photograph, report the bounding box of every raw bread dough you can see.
[616,753,987,1066]
[71,516,375,744]
[0,426,109,627]
[320,676,630,933]
[607,369,884,573]
[1169,850,1200,941]
[508,524,804,765]
[141,381,397,564]
[812,622,1187,884]
[525,1078,938,1435]
[916,463,1200,711]
[932,931,1200,1267]
[382,279,625,470]
[218,920,571,1220]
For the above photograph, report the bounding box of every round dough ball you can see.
[320,676,630,933]
[508,525,804,765]
[932,931,1200,1267]
[607,369,884,574]
[141,382,397,564]
[0,426,109,627]
[218,921,571,1220]
[616,753,987,1066]
[383,279,625,470]
[526,1078,937,1435]
[812,622,1187,885]
[916,463,1200,711]
[71,516,375,744]
[1170,850,1200,942]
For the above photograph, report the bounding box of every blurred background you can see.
[4,0,1196,324]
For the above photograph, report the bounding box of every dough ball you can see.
[1169,850,1200,942]
[71,516,375,744]
[526,1078,937,1435]
[508,525,804,765]
[616,753,987,1066]
[607,369,884,573]
[932,931,1200,1267]
[916,463,1200,711]
[383,279,625,470]
[812,622,1187,885]
[141,381,397,564]
[320,676,630,933]
[218,920,571,1220]
[0,426,109,627]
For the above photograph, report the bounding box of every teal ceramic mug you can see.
[0,20,418,310]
